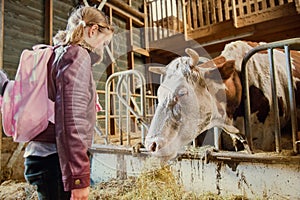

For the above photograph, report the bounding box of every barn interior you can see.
[0,0,300,199]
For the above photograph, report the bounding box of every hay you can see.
[0,157,249,200]
[118,157,249,200]
[121,157,185,200]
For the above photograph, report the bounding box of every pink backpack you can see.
[0,44,55,142]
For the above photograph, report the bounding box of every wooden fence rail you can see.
[147,0,298,41]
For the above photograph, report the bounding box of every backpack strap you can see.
[1,81,8,96]
[33,44,52,50]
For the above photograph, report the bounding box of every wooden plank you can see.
[198,0,204,26]
[182,0,188,40]
[217,0,223,22]
[143,1,149,51]
[225,0,230,20]
[105,2,144,27]
[109,0,145,20]
[187,0,192,30]
[187,20,255,40]
[205,0,210,25]
[6,0,44,22]
[5,28,43,44]
[269,0,275,8]
[170,0,175,32]
[254,0,259,12]
[247,13,300,40]
[147,3,153,41]
[238,0,244,16]
[127,18,134,69]
[165,0,170,37]
[160,0,165,38]
[177,0,181,32]
[211,0,217,24]
[232,0,238,25]
[192,0,198,28]
[234,3,297,28]
[279,0,284,5]
[262,0,267,9]
[155,1,159,40]
[132,45,150,57]
[246,0,251,15]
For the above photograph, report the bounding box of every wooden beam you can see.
[107,0,145,20]
[234,3,297,28]
[187,20,255,42]
[105,2,144,27]
[132,45,149,57]
[44,0,53,45]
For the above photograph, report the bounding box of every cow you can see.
[145,40,300,160]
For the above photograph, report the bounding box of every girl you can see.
[23,6,114,200]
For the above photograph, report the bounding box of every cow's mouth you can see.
[146,140,178,161]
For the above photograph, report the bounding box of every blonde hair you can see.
[53,6,113,46]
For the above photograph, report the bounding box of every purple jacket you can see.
[33,45,96,191]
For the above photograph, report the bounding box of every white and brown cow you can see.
[145,40,300,160]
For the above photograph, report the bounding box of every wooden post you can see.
[0,0,4,181]
[182,0,188,40]
[296,0,300,13]
[45,0,53,45]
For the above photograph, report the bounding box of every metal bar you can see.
[126,76,131,145]
[117,76,123,145]
[106,70,148,145]
[116,71,148,143]
[241,37,300,153]
[268,48,281,153]
[241,52,253,150]
[284,45,298,154]
[105,78,112,143]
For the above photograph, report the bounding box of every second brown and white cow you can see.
[145,40,300,160]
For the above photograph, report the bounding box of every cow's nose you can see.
[149,142,157,152]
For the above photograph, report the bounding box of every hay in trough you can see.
[122,158,185,200]
[1,157,249,200]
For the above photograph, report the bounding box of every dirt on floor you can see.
[0,162,248,200]
[0,179,248,200]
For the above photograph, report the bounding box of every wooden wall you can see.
[3,0,74,78]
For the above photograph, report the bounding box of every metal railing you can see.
[104,70,149,146]
[241,38,300,153]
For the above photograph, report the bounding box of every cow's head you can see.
[145,48,241,160]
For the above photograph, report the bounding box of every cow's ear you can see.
[185,48,199,67]
[148,66,166,75]
[217,60,235,79]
